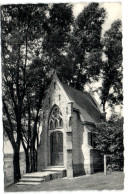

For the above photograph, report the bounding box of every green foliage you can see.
[94,116,124,170]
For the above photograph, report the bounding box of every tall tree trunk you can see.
[33,148,37,172]
[30,137,37,172]
[21,136,31,173]
[13,147,21,182]
[30,144,36,172]
[25,149,30,173]
[35,149,37,171]
[30,146,34,172]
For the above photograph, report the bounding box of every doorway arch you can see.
[50,131,63,165]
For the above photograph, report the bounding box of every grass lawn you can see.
[5,171,124,192]
[4,152,26,188]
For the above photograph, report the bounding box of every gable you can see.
[42,73,72,111]
[43,73,102,124]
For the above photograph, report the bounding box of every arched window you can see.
[50,120,54,130]
[49,106,63,130]
[55,120,59,128]
[59,118,63,127]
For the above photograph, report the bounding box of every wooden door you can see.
[51,132,63,165]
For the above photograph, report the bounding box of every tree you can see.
[94,116,124,170]
[41,3,75,84]
[2,3,115,181]
[67,3,106,90]
[2,3,74,180]
[2,4,48,181]
[100,20,123,112]
[41,3,107,91]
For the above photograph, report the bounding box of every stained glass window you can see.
[49,106,63,130]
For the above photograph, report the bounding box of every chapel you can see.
[37,73,104,177]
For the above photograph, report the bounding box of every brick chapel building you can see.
[37,73,103,178]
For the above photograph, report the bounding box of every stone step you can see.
[17,167,67,186]
[19,177,45,182]
[23,172,51,178]
[42,166,66,172]
[17,181,41,185]
[46,165,65,168]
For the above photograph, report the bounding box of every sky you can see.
[73,2,122,34]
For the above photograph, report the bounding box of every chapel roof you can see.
[61,82,102,124]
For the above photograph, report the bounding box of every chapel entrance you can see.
[50,132,63,166]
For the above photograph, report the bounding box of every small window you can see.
[69,117,72,127]
[66,107,68,114]
[59,94,61,101]
[50,120,54,130]
[59,118,63,127]
[88,132,93,146]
